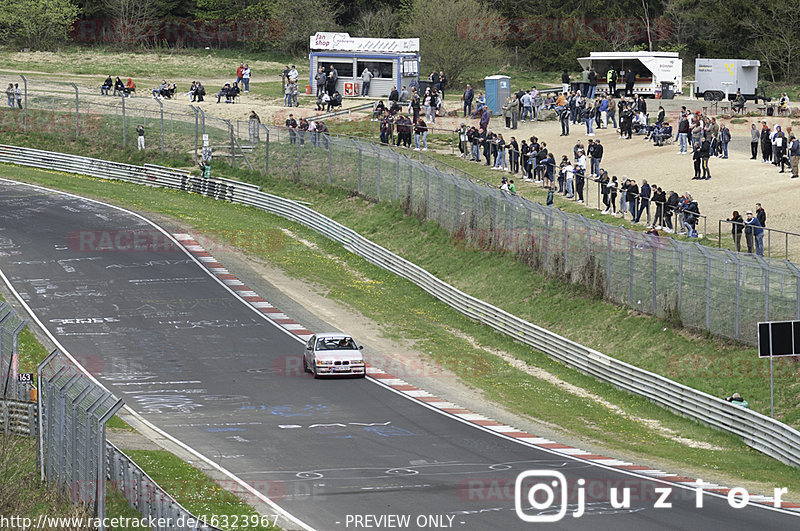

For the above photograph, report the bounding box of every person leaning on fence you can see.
[286,113,298,144]
[249,110,261,144]
[728,210,744,252]
[136,125,145,151]
[725,392,749,408]
[298,117,308,146]
[101,75,112,96]
[745,210,764,256]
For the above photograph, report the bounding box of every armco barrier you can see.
[107,441,222,531]
[1,145,800,468]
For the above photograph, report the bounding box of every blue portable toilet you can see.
[484,75,511,115]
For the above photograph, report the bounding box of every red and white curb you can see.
[173,233,800,513]
[174,234,314,342]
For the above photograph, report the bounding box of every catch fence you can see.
[3,77,800,344]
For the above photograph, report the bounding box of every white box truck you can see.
[694,58,760,101]
[577,51,682,98]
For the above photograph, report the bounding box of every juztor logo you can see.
[515,471,571,522]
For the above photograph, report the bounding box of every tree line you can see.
[1,0,797,83]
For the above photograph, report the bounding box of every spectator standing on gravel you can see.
[558,104,570,136]
[607,97,617,129]
[745,210,764,255]
[664,190,678,232]
[521,91,533,122]
[789,135,800,178]
[677,113,689,154]
[361,67,373,97]
[5,84,13,107]
[607,176,618,214]
[756,203,766,227]
[750,123,760,159]
[760,121,772,163]
[627,180,639,217]
[619,178,629,215]
[590,138,603,176]
[136,125,145,150]
[462,84,474,118]
[281,65,290,90]
[634,179,651,224]
[315,67,326,97]
[14,83,22,108]
[652,186,665,228]
[728,210,744,252]
[773,125,788,172]
[242,65,251,93]
[509,136,519,173]
[719,124,731,159]
[561,69,570,94]
[700,137,712,179]
[414,118,428,151]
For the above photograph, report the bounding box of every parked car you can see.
[303,333,366,378]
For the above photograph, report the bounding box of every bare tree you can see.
[640,0,653,51]
[104,0,156,46]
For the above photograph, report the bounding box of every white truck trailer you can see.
[576,51,682,98]
[693,58,761,101]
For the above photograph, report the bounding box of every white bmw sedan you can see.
[303,333,366,378]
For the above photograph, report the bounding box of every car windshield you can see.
[316,337,357,350]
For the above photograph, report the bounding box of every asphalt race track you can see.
[0,178,797,530]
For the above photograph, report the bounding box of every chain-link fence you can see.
[0,301,31,402]
[107,441,222,531]
[4,75,800,344]
[253,123,800,345]
[37,350,123,524]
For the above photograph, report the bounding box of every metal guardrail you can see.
[2,145,799,468]
[107,441,222,531]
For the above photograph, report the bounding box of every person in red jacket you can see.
[236,63,245,85]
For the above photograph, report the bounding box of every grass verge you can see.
[1,163,798,498]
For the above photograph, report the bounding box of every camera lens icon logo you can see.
[515,471,568,523]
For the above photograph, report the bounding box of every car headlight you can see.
[316,360,332,365]
[351,360,364,365]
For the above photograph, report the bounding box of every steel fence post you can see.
[703,246,711,330]
[440,174,445,225]
[606,229,612,295]
[190,105,199,163]
[628,235,635,305]
[327,139,332,184]
[395,154,400,201]
[226,119,235,167]
[358,146,363,194]
[563,217,569,274]
[70,83,79,138]
[156,99,165,153]
[20,75,27,131]
[652,240,657,313]
[426,172,431,219]
[264,126,270,174]
[377,151,382,199]
[121,95,127,148]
